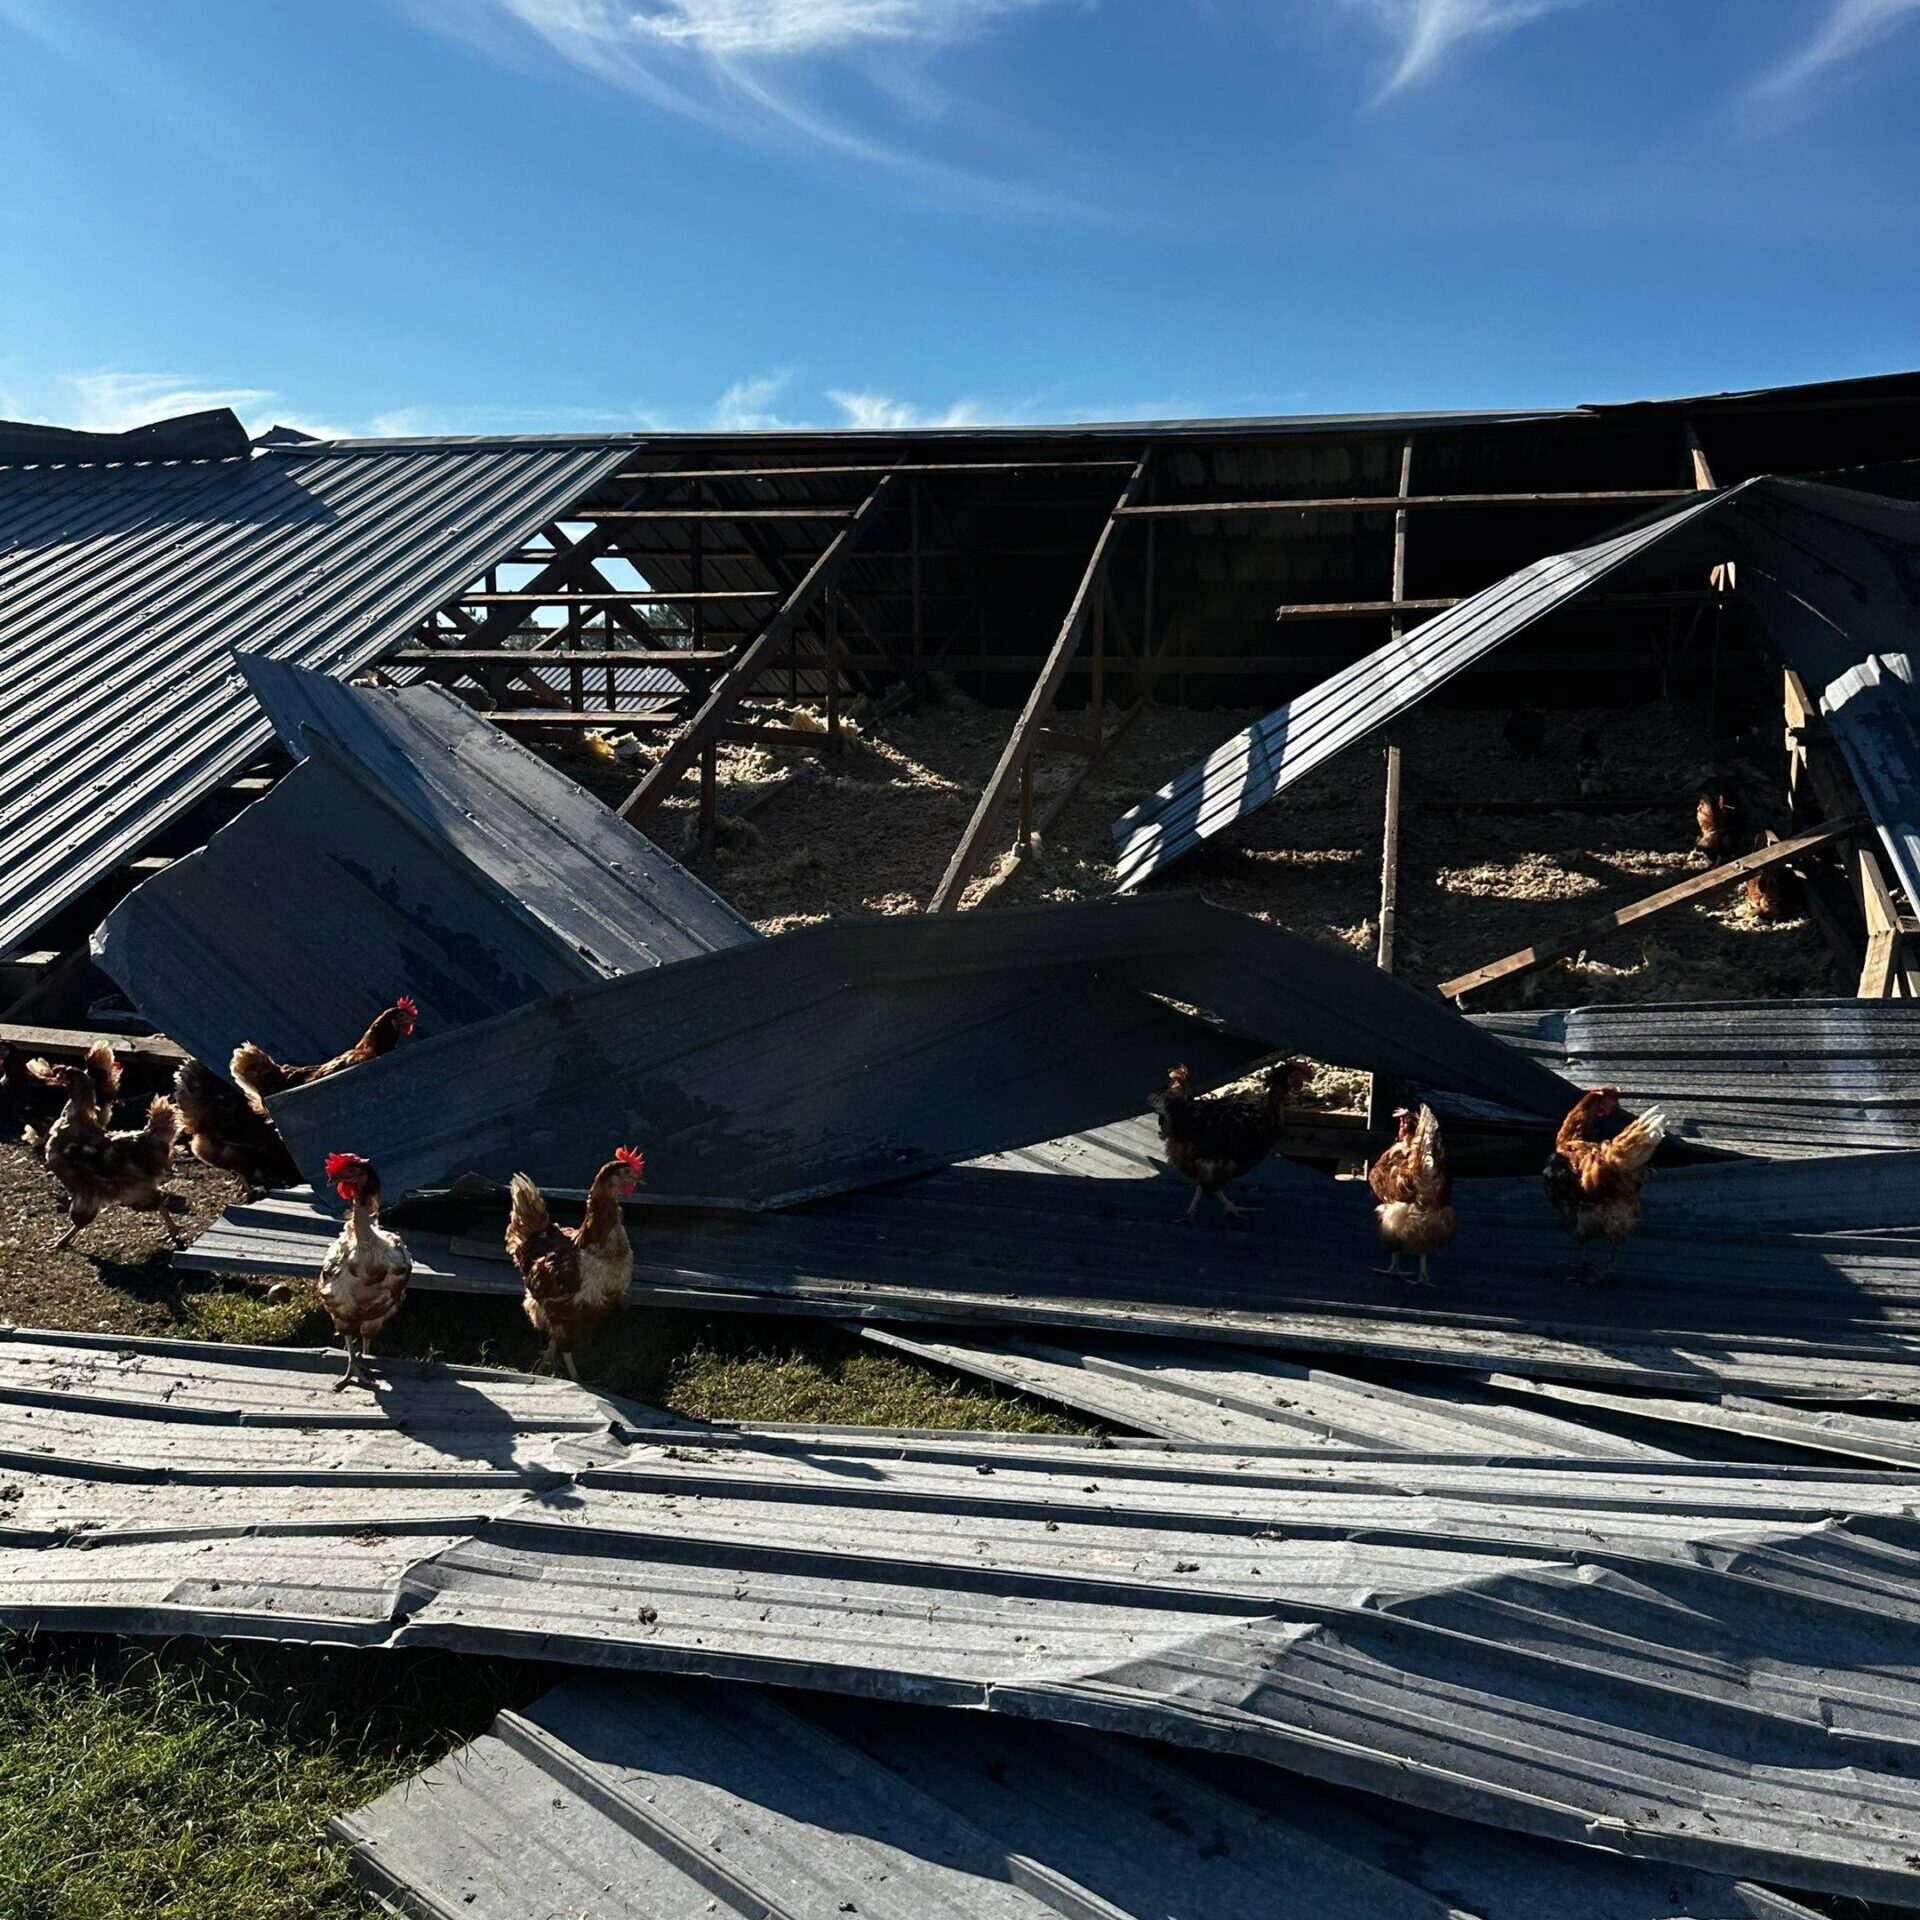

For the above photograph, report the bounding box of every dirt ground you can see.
[545,688,1845,1011]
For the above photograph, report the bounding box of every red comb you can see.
[614,1146,645,1173]
[324,1151,368,1180]
[394,996,419,1017]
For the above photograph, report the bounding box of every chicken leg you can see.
[333,1333,366,1391]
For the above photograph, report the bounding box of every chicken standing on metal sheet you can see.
[174,1056,300,1194]
[507,1147,645,1379]
[1153,1060,1310,1222]
[1542,1085,1667,1284]
[230,995,419,1116]
[316,1153,413,1391]
[28,1044,186,1250]
[1367,1103,1456,1286]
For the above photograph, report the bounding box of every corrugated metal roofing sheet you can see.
[1821,652,1920,910]
[93,666,752,1074]
[265,892,1571,1210]
[1109,490,1736,891]
[9,1327,1920,1903]
[1472,1000,1920,1156]
[337,1672,1803,1920]
[0,436,632,955]
[1112,475,1920,892]
[859,1326,1683,1458]
[180,1151,1920,1401]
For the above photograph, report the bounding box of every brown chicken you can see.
[4,1040,121,1159]
[1367,1104,1456,1286]
[230,995,418,1117]
[174,1057,300,1193]
[27,1054,184,1251]
[1694,788,1747,863]
[316,1153,413,1390]
[1542,1085,1668,1283]
[506,1147,645,1378]
[1154,1060,1310,1221]
[1743,831,1801,922]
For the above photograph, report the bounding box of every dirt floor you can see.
[545,688,1845,1010]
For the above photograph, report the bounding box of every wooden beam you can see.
[605,459,1138,484]
[929,453,1150,913]
[486,710,681,729]
[618,472,900,825]
[1858,846,1915,999]
[587,507,859,522]
[1119,488,1691,519]
[394,648,736,668]
[0,1022,185,1066]
[1438,818,1861,1001]
[1276,589,1721,621]
[458,590,779,605]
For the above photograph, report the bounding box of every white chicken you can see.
[316,1152,413,1390]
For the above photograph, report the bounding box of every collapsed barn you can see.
[4,371,1920,1917]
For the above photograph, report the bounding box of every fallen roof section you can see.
[338,1672,1808,1920]
[266,892,1571,1209]
[860,1326,1683,1458]
[184,1157,1920,1401]
[1821,652,1920,914]
[1112,476,1920,893]
[93,667,752,1073]
[9,1327,1920,1903]
[1472,999,1920,1155]
[0,434,632,956]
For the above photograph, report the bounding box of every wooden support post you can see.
[1367,440,1414,1135]
[1439,817,1860,1001]
[1089,591,1105,744]
[929,453,1150,912]
[697,740,717,853]
[618,472,898,826]
[1377,742,1404,972]
[691,522,705,652]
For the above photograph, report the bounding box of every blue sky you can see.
[2,0,1917,437]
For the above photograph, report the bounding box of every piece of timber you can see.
[930,454,1150,911]
[1118,487,1693,517]
[0,1022,184,1064]
[1439,818,1860,1001]
[394,649,739,667]
[1276,589,1722,620]
[603,458,1140,482]
[618,473,899,825]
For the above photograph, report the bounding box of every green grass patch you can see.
[0,1636,540,1920]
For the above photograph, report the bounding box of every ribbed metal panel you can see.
[859,1326,1683,1457]
[1472,1000,1920,1156]
[179,1147,1920,1400]
[1109,490,1734,891]
[0,437,632,954]
[93,666,752,1074]
[8,1328,1920,1903]
[262,892,1570,1209]
[1822,652,1920,911]
[336,1672,1799,1920]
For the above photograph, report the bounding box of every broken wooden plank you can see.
[1439,818,1861,1001]
[0,1022,185,1064]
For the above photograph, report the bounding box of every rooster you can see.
[230,995,419,1117]
[1543,1086,1668,1283]
[1743,830,1800,923]
[1153,1061,1310,1222]
[506,1148,645,1379]
[1694,788,1747,863]
[316,1153,412,1391]
[174,1057,300,1194]
[5,1040,121,1159]
[27,1054,184,1251]
[1367,1104,1456,1286]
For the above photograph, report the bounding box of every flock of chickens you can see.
[8,999,642,1389]
[1154,1060,1669,1290]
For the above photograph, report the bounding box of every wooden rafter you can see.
[928,452,1151,913]
[617,471,901,826]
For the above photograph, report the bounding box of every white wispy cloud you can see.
[407,0,1086,214]
[826,387,991,430]
[52,371,352,441]
[1340,0,1584,95]
[1750,0,1920,103]
[711,370,801,431]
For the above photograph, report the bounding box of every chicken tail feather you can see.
[229,1042,285,1106]
[1610,1105,1668,1169]
[86,1039,122,1102]
[144,1097,182,1147]
[508,1172,550,1242]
